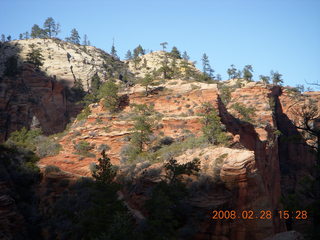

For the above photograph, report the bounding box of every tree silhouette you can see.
[66,28,80,44]
[160,42,168,51]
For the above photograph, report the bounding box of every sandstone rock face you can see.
[0,39,129,90]
[175,147,279,240]
[0,39,315,239]
[40,81,219,175]
[0,64,80,141]
[0,39,131,141]
[38,81,294,239]
[126,50,200,79]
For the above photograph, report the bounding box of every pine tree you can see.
[83,34,88,45]
[125,50,133,60]
[92,150,116,184]
[182,51,190,61]
[66,28,80,44]
[201,102,228,144]
[201,53,214,78]
[133,45,145,57]
[242,65,253,81]
[98,81,119,113]
[170,46,181,59]
[24,32,29,39]
[43,17,60,37]
[31,24,46,38]
[90,73,101,95]
[1,34,5,42]
[159,56,172,79]
[227,64,237,80]
[130,104,154,152]
[7,35,11,41]
[180,59,193,80]
[160,42,168,51]
[235,70,242,79]
[110,42,118,59]
[26,44,44,68]
[271,70,283,85]
[259,75,270,84]
[139,73,156,96]
[19,34,23,40]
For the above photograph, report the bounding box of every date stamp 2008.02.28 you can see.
[211,210,308,220]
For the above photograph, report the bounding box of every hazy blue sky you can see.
[1,0,319,87]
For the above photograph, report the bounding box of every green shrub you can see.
[219,85,232,105]
[45,165,61,174]
[6,127,42,152]
[74,140,95,157]
[154,136,207,162]
[76,106,91,121]
[231,102,256,123]
[26,43,44,68]
[130,104,156,152]
[35,136,61,158]
[98,81,120,113]
[92,150,117,184]
[97,144,110,152]
[95,118,103,124]
[201,102,229,145]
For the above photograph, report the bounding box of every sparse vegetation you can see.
[218,84,232,105]
[44,165,61,174]
[231,102,257,123]
[74,140,95,157]
[98,81,120,113]
[139,73,159,96]
[201,102,229,145]
[242,65,253,81]
[26,43,44,68]
[92,150,117,184]
[5,127,42,152]
[121,104,157,162]
[76,106,91,121]
[143,157,200,239]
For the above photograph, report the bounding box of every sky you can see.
[1,0,319,88]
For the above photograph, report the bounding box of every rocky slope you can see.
[1,41,318,239]
[0,39,129,90]
[126,50,201,79]
[0,39,131,141]
[39,79,319,239]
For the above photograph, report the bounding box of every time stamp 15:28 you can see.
[212,210,308,220]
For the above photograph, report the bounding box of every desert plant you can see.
[74,140,94,157]
[26,43,44,68]
[92,150,116,184]
[98,143,110,152]
[6,127,42,152]
[76,106,91,121]
[218,84,232,105]
[201,102,228,145]
[130,104,156,153]
[35,136,61,158]
[44,165,61,174]
[98,81,120,113]
[231,102,256,123]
